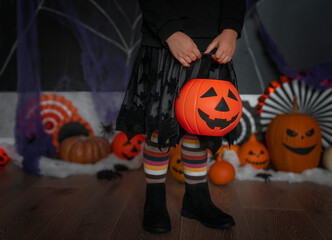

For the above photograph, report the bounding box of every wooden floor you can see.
[0,163,331,240]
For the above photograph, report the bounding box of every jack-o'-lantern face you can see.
[175,79,242,136]
[112,132,145,160]
[169,144,185,182]
[0,148,10,170]
[243,149,269,169]
[282,128,317,155]
[169,152,185,183]
[266,113,322,173]
[238,134,270,169]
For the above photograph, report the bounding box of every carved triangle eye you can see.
[123,141,131,146]
[306,128,314,137]
[215,97,229,112]
[131,146,138,153]
[201,87,217,98]
[286,129,298,137]
[228,90,238,101]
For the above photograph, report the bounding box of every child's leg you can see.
[142,131,171,233]
[181,134,208,184]
[143,131,169,183]
[181,133,235,229]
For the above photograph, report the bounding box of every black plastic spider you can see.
[255,173,272,182]
[97,169,122,180]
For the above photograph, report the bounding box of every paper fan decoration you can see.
[51,113,94,152]
[40,94,94,151]
[257,76,332,148]
[232,101,261,145]
[40,93,78,135]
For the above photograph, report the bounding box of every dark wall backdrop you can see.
[1,0,332,93]
[38,9,89,91]
[0,0,17,91]
[234,0,332,94]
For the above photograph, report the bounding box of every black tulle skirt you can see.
[116,46,238,154]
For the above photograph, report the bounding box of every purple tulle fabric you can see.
[16,0,56,175]
[15,0,141,175]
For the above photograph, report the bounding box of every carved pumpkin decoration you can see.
[59,135,111,164]
[0,148,10,170]
[169,144,185,183]
[238,134,270,169]
[112,132,145,160]
[323,145,332,172]
[266,97,322,173]
[175,79,242,136]
[208,155,235,185]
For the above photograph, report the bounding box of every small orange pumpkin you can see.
[0,148,10,170]
[169,143,185,182]
[112,132,145,160]
[266,96,322,173]
[238,134,270,169]
[175,79,242,136]
[59,135,111,164]
[208,155,235,185]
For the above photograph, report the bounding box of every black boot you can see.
[181,182,235,229]
[143,183,171,233]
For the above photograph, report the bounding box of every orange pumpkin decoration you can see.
[323,145,332,172]
[216,144,240,156]
[0,148,10,170]
[175,79,242,136]
[238,134,270,169]
[208,155,235,185]
[112,132,145,160]
[266,96,322,173]
[59,135,111,164]
[169,145,185,183]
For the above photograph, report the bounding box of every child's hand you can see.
[166,31,201,67]
[204,29,238,64]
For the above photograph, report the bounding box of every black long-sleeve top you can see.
[138,0,246,50]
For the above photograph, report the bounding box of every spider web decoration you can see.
[12,0,142,123]
[257,76,332,148]
[42,0,142,125]
[14,0,142,175]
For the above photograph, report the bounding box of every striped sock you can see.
[143,131,169,183]
[181,134,207,184]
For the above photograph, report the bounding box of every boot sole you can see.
[181,209,235,229]
[143,225,171,233]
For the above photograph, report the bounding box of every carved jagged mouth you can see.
[282,144,316,155]
[122,153,134,160]
[245,159,269,165]
[172,166,184,174]
[198,109,239,130]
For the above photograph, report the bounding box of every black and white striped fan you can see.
[257,78,332,148]
[221,101,260,146]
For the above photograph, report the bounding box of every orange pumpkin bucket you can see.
[175,79,242,136]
